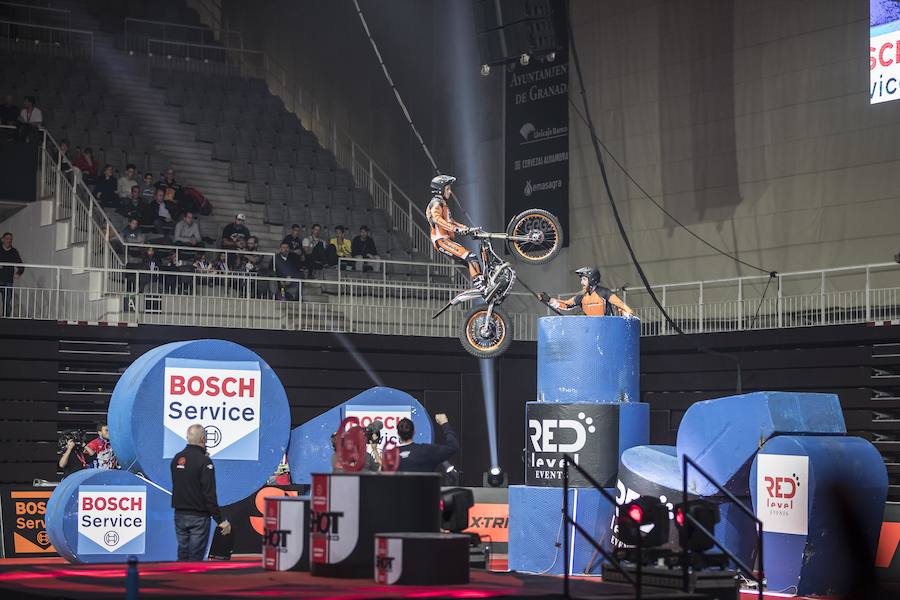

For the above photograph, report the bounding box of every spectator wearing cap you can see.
[221,214,250,250]
[352,225,380,272]
[117,164,139,200]
[73,148,98,184]
[94,164,118,208]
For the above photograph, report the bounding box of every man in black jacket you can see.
[396,413,459,472]
[170,424,231,561]
[0,232,23,317]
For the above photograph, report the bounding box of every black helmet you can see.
[575,267,601,287]
[430,174,456,194]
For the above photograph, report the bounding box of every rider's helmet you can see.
[430,174,456,195]
[575,267,601,288]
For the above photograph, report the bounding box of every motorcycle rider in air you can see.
[540,267,634,316]
[427,175,486,293]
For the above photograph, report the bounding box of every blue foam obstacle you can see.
[108,339,291,506]
[676,392,846,497]
[616,445,757,565]
[750,435,887,596]
[46,469,181,563]
[537,316,639,404]
[508,485,615,575]
[287,387,433,485]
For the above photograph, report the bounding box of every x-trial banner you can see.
[870,0,900,103]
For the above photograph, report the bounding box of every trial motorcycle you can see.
[433,209,563,359]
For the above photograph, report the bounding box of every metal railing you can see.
[146,38,266,74]
[0,2,70,29]
[124,16,242,53]
[628,262,900,335]
[38,128,125,270]
[0,19,93,58]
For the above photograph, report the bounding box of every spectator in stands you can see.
[117,186,144,221]
[283,224,304,254]
[193,253,214,274]
[272,242,302,300]
[327,225,353,269]
[94,164,118,207]
[139,172,156,201]
[117,164,139,200]
[240,236,264,273]
[302,223,327,277]
[58,139,74,174]
[352,225,380,272]
[221,213,250,249]
[0,95,17,125]
[157,168,181,202]
[84,423,118,470]
[174,211,203,247]
[151,188,176,236]
[0,232,24,318]
[73,147,98,184]
[122,218,145,271]
[16,95,42,142]
[138,247,163,293]
[213,252,230,273]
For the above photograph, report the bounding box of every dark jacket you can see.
[351,235,377,257]
[94,175,117,206]
[396,423,459,473]
[273,252,303,279]
[0,245,24,285]
[170,444,222,522]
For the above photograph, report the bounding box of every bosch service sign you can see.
[344,405,411,453]
[163,358,261,460]
[526,403,618,487]
[756,454,809,536]
[77,486,146,555]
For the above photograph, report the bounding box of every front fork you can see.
[480,301,496,337]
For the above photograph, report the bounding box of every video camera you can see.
[57,430,86,453]
[364,420,384,444]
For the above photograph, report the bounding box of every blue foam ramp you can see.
[677,392,846,497]
[287,387,433,485]
[508,485,615,575]
[750,435,887,596]
[108,339,291,506]
[537,316,639,404]
[46,469,181,563]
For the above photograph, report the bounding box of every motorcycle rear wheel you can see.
[460,304,513,359]
[505,208,563,265]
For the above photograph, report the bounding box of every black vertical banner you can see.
[504,40,569,245]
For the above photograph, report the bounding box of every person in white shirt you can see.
[117,164,139,199]
[18,96,42,127]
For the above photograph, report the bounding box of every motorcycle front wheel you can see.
[460,304,513,359]
[505,208,563,265]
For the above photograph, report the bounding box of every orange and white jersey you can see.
[427,196,456,244]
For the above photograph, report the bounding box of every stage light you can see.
[483,467,507,488]
[520,53,530,66]
[441,487,474,533]
[674,500,720,552]
[480,63,490,76]
[617,496,669,548]
[546,51,556,62]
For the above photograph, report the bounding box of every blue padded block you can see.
[287,387,432,485]
[537,316,639,404]
[750,435,887,596]
[46,469,182,563]
[508,485,615,575]
[616,445,757,566]
[677,392,846,497]
[108,339,291,506]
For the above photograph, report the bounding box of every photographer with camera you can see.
[58,430,88,478]
[331,420,384,472]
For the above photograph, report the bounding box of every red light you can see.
[627,505,643,523]
[675,508,684,526]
